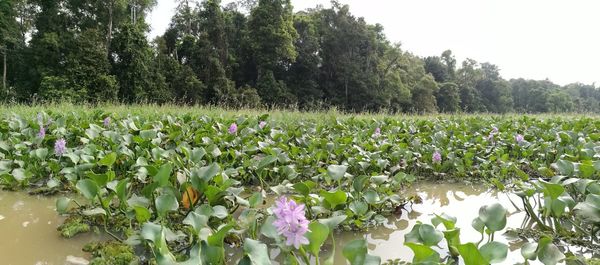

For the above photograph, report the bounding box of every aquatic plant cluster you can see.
[1,111,600,264]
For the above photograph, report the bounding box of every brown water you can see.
[0,191,102,265]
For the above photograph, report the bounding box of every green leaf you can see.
[321,189,347,210]
[257,155,277,170]
[140,129,157,140]
[478,203,507,232]
[342,239,380,265]
[306,222,329,258]
[541,181,565,200]
[155,194,178,218]
[34,148,48,160]
[133,206,151,223]
[349,201,368,216]
[555,159,574,176]
[318,215,347,231]
[153,163,172,187]
[242,238,271,265]
[431,213,457,230]
[56,197,71,214]
[521,242,538,260]
[76,179,99,200]
[479,242,508,263]
[457,243,487,265]
[418,223,443,246]
[405,243,440,263]
[98,152,117,167]
[538,237,566,265]
[327,165,347,181]
[579,161,595,178]
[249,192,263,208]
[292,182,310,197]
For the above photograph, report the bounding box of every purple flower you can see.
[228,123,238,134]
[54,139,66,156]
[373,127,381,137]
[37,127,46,138]
[487,133,494,142]
[272,197,310,249]
[492,126,499,133]
[515,134,524,143]
[103,117,111,127]
[432,151,442,163]
[259,121,267,129]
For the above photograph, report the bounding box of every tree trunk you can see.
[107,1,114,56]
[3,49,7,94]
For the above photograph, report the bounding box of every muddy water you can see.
[0,192,102,265]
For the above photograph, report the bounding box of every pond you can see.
[0,192,102,265]
[0,182,590,264]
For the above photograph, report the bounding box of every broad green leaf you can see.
[327,165,347,181]
[405,242,440,263]
[521,242,538,260]
[457,243,487,265]
[56,197,71,214]
[318,215,347,230]
[98,152,117,167]
[76,179,99,200]
[242,238,271,265]
[321,189,347,210]
[479,242,508,263]
[155,194,178,218]
[306,222,329,257]
[478,203,507,232]
[418,223,443,246]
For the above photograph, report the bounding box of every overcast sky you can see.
[148,0,600,86]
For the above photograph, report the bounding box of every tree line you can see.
[0,0,598,113]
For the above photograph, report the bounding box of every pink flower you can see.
[37,127,46,138]
[373,127,381,137]
[432,151,442,163]
[54,139,66,156]
[228,123,237,134]
[515,134,524,143]
[272,197,310,249]
[103,117,111,127]
[259,121,267,129]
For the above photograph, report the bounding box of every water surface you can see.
[0,192,102,265]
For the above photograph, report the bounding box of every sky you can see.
[148,0,600,86]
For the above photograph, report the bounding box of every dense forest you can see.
[0,0,598,112]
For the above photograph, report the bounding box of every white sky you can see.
[148,0,600,86]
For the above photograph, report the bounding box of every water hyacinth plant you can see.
[229,123,238,134]
[432,151,442,163]
[0,109,598,264]
[515,133,524,143]
[103,117,111,127]
[259,121,267,129]
[272,197,310,248]
[54,138,66,156]
[37,127,46,138]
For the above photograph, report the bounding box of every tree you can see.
[287,12,322,108]
[111,22,169,102]
[0,0,19,96]
[411,75,439,113]
[249,0,298,105]
[436,83,461,113]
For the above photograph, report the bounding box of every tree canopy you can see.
[0,0,596,113]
